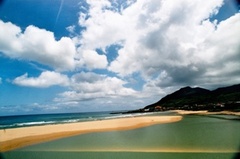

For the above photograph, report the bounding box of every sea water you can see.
[0,111,153,129]
[2,113,240,159]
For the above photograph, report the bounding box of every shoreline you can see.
[174,110,240,116]
[0,116,182,152]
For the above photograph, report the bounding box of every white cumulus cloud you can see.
[0,20,77,71]
[55,72,137,101]
[0,20,110,71]
[77,0,240,88]
[82,50,108,69]
[13,71,70,88]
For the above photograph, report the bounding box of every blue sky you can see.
[0,0,239,116]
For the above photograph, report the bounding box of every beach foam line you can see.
[0,116,182,152]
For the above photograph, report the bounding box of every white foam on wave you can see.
[16,121,56,126]
[103,112,157,120]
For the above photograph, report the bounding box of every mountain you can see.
[150,86,211,107]
[211,84,240,102]
[124,84,240,113]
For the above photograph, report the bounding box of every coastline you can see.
[174,110,240,116]
[0,116,182,152]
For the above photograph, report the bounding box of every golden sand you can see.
[0,116,182,152]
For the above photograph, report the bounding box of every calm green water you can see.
[2,115,240,159]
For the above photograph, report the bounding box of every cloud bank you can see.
[79,0,240,88]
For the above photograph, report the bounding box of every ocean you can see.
[0,111,155,129]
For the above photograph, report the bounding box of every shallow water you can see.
[2,151,238,159]
[2,114,240,159]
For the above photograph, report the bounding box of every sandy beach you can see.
[0,116,182,152]
[174,110,240,116]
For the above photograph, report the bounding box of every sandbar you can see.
[0,116,182,152]
[174,110,240,116]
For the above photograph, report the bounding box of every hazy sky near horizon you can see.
[0,0,239,115]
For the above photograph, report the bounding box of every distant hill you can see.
[124,84,240,113]
[149,86,211,108]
